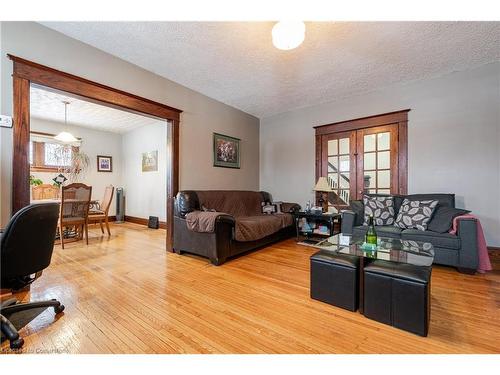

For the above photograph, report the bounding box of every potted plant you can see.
[29,175,43,186]
[66,149,90,182]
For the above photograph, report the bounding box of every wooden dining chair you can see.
[59,183,92,249]
[32,184,60,200]
[88,185,115,236]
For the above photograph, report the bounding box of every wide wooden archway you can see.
[8,55,182,251]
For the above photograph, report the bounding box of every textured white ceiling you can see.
[30,85,164,133]
[41,22,500,118]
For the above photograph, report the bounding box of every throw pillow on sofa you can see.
[394,199,438,231]
[427,206,470,233]
[363,195,395,226]
[261,201,276,214]
[273,201,283,213]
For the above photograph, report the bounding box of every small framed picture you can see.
[213,133,240,169]
[97,155,113,172]
[142,150,158,172]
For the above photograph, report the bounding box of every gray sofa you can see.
[341,193,479,274]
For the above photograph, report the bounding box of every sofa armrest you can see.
[215,214,236,227]
[281,202,301,213]
[211,215,236,265]
[185,210,235,233]
[173,214,235,266]
[174,191,200,218]
[456,218,479,270]
[341,210,357,234]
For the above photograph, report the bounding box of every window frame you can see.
[29,132,79,172]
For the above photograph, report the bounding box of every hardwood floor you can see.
[2,222,499,354]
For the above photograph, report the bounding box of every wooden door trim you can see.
[12,77,31,213]
[314,109,410,135]
[9,55,181,121]
[315,110,409,200]
[398,120,408,194]
[8,55,182,252]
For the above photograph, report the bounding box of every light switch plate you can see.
[0,115,13,128]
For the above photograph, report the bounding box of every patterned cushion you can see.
[261,201,276,215]
[363,195,396,226]
[394,199,439,231]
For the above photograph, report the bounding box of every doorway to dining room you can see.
[9,55,181,252]
[28,83,171,248]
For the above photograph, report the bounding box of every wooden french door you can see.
[316,110,408,211]
[321,131,356,208]
[355,124,399,199]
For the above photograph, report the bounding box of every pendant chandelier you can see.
[54,100,78,143]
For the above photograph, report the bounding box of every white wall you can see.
[260,62,500,246]
[0,21,260,225]
[30,118,168,220]
[29,118,123,215]
[121,122,167,221]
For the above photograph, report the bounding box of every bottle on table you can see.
[365,214,378,245]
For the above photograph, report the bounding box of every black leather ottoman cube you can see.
[364,261,432,336]
[310,250,360,311]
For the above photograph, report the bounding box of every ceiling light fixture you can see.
[54,100,78,143]
[272,21,306,50]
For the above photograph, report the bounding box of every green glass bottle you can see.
[365,215,378,245]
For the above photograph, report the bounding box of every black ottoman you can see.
[364,261,432,336]
[310,250,360,311]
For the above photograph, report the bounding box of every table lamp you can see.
[313,177,334,213]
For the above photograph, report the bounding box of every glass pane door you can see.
[356,124,399,200]
[322,131,355,211]
[317,112,407,210]
[363,132,391,194]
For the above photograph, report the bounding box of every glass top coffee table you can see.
[312,233,434,313]
[314,233,434,266]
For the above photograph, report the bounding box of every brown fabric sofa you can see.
[173,190,300,265]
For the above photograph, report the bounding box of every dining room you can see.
[28,84,170,249]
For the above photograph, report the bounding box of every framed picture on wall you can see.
[97,155,113,172]
[142,150,158,172]
[213,133,240,169]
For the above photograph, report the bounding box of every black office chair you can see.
[1,203,65,350]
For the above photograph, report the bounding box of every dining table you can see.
[31,198,99,208]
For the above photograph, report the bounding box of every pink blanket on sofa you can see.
[449,214,492,273]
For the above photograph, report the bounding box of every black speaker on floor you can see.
[148,216,159,229]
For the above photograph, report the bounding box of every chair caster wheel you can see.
[54,304,65,314]
[10,337,24,350]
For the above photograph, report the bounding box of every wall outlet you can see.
[0,115,13,128]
